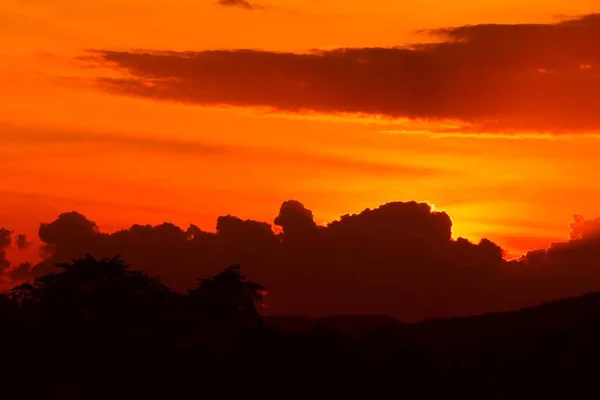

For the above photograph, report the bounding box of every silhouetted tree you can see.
[0,292,16,316]
[188,265,266,325]
[8,283,36,303]
[30,254,171,326]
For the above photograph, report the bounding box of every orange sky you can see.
[2,0,600,262]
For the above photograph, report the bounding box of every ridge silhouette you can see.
[1,253,600,398]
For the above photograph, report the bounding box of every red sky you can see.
[2,0,600,265]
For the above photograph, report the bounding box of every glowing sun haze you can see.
[2,0,600,266]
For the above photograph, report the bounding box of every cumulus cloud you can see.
[88,14,600,133]
[0,228,12,274]
[569,214,600,240]
[16,234,30,250]
[0,228,11,249]
[0,230,31,278]
[17,200,597,321]
[506,216,600,309]
[34,212,106,277]
[9,263,32,282]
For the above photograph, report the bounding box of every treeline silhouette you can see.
[2,253,600,399]
[5,200,600,322]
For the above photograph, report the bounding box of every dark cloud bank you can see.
[5,200,600,321]
[89,14,600,132]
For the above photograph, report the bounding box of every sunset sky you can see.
[3,0,600,265]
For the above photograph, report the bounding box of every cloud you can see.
[217,0,265,10]
[23,199,600,321]
[0,228,11,249]
[0,230,31,278]
[0,228,11,274]
[38,211,103,258]
[88,14,600,133]
[9,263,32,282]
[506,214,600,307]
[0,125,227,157]
[15,234,30,250]
[569,214,600,240]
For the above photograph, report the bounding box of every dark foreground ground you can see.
[4,291,600,399]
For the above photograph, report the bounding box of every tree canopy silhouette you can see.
[25,254,171,326]
[188,265,267,324]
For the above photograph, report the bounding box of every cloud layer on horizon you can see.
[88,14,600,133]
[5,200,600,321]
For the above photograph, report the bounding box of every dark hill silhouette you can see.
[1,254,600,398]
[264,314,401,336]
